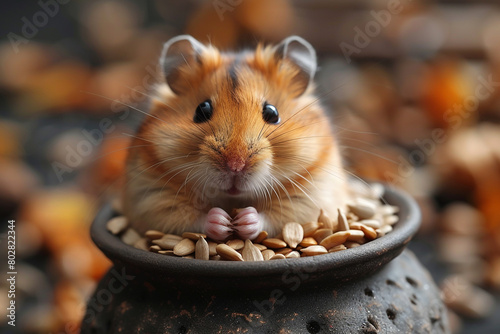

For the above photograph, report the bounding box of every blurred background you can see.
[1,0,500,333]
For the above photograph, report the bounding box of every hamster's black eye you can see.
[262,103,280,124]
[194,100,213,123]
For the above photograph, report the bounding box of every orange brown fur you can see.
[122,42,349,236]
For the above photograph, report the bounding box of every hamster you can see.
[122,35,350,241]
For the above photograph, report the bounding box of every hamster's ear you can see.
[160,35,207,95]
[274,36,317,95]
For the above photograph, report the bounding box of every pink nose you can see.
[227,157,246,173]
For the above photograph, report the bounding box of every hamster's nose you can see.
[226,157,246,173]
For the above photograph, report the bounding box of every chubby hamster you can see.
[122,35,350,241]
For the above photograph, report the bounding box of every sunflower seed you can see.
[301,221,323,237]
[163,234,183,240]
[369,183,384,199]
[152,236,180,250]
[144,230,164,240]
[286,251,300,258]
[328,244,347,252]
[344,241,361,248]
[299,237,318,247]
[301,245,328,256]
[207,241,218,256]
[348,222,363,230]
[254,243,267,251]
[262,249,275,261]
[337,209,350,231]
[318,209,336,230]
[347,230,366,243]
[254,231,268,243]
[313,228,333,243]
[182,232,206,241]
[347,212,359,222]
[376,225,393,237]
[173,238,195,256]
[216,244,244,261]
[106,216,128,235]
[121,228,141,246]
[195,237,210,260]
[242,239,264,261]
[270,254,286,260]
[378,205,399,216]
[384,215,399,226]
[348,199,377,219]
[149,245,161,252]
[262,238,287,249]
[320,231,351,249]
[133,238,149,251]
[226,239,245,250]
[358,219,381,229]
[158,250,175,255]
[282,222,304,248]
[360,224,377,240]
[275,248,293,255]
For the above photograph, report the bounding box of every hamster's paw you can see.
[204,207,233,242]
[232,207,263,240]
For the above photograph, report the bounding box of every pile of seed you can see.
[107,185,399,261]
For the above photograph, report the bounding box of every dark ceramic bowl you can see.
[84,187,449,334]
[91,186,420,291]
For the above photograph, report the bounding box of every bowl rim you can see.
[91,185,420,280]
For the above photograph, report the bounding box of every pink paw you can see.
[232,207,263,240]
[204,208,233,242]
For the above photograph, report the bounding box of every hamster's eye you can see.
[194,100,213,123]
[262,103,280,124]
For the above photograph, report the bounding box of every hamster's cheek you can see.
[241,156,272,189]
[150,127,179,158]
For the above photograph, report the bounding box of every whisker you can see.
[85,144,150,165]
[280,167,317,191]
[270,135,332,146]
[262,177,282,217]
[334,124,380,135]
[267,118,329,142]
[124,85,208,135]
[136,159,199,203]
[268,173,297,219]
[274,154,388,204]
[275,154,348,185]
[82,91,171,125]
[341,146,399,165]
[121,131,204,149]
[272,166,320,210]
[336,137,381,150]
[170,165,199,213]
[264,81,352,139]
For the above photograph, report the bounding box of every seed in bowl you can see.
[108,189,399,261]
